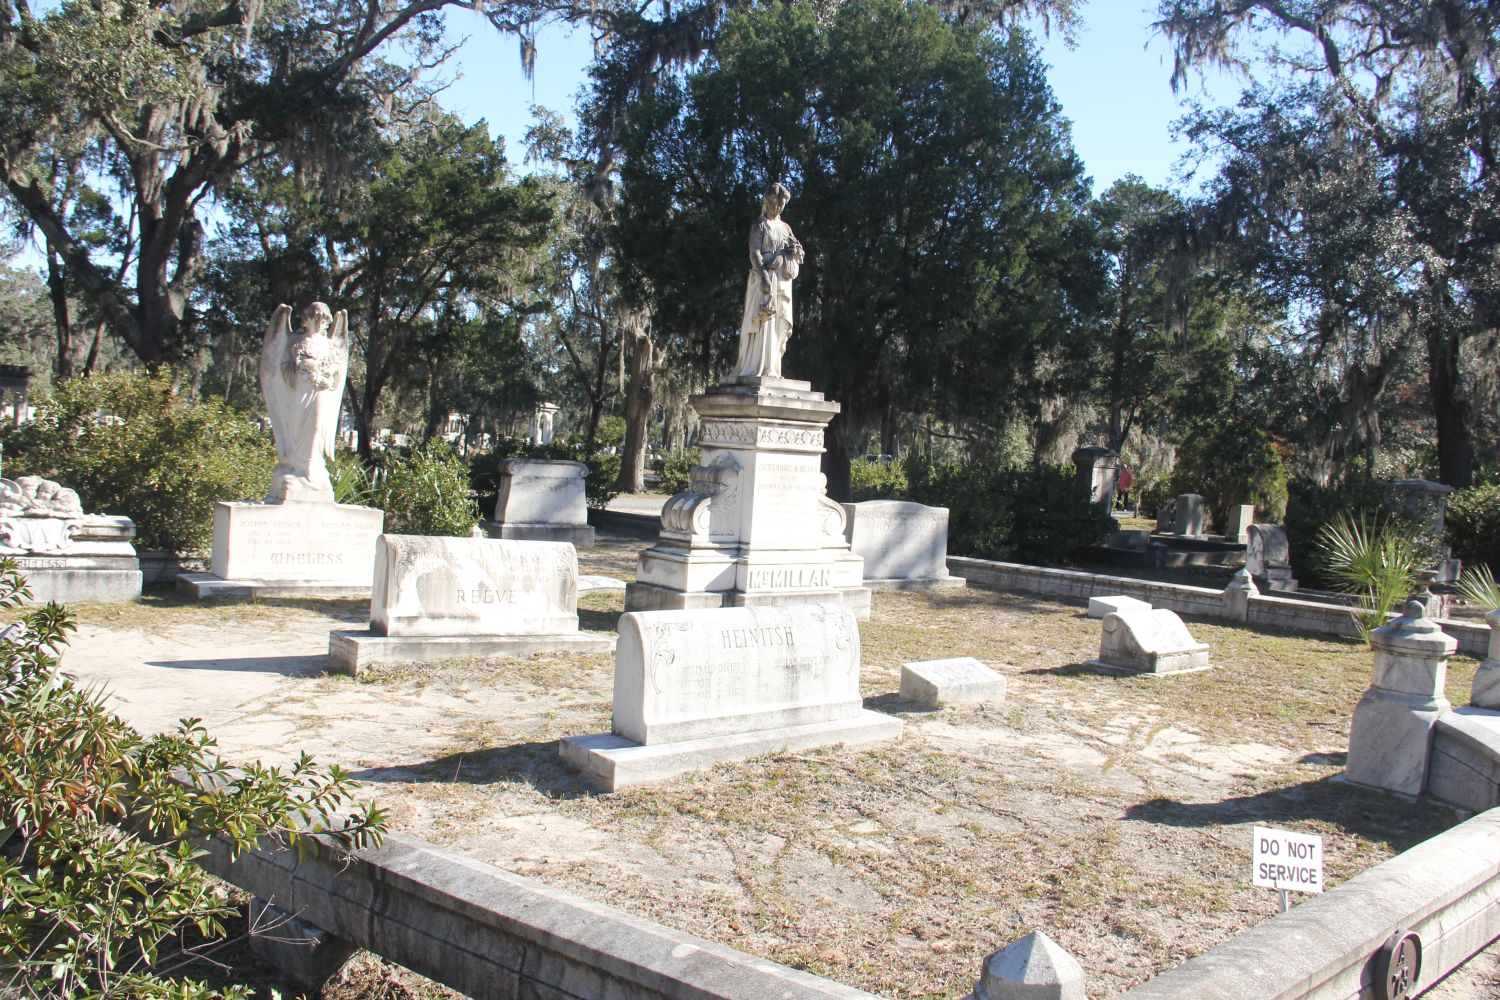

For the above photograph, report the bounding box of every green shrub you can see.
[1171,422,1288,530]
[0,559,384,998]
[1284,474,1442,589]
[2,371,275,553]
[656,448,700,496]
[1131,473,1174,521]
[904,457,1115,565]
[850,457,908,500]
[1447,484,1500,574]
[371,444,479,536]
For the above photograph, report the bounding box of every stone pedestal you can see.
[1345,601,1456,798]
[1224,504,1254,543]
[561,604,899,790]
[972,931,1085,1000]
[1070,447,1119,510]
[8,514,142,604]
[486,458,594,548]
[1470,609,1500,711]
[329,535,612,674]
[1220,568,1257,623]
[624,376,868,618]
[1172,493,1205,537]
[178,500,383,600]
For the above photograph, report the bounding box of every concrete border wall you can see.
[200,830,882,1000]
[947,556,1489,657]
[1113,807,1500,1000]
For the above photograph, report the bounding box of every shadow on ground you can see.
[1124,774,1461,850]
[144,654,331,677]
[349,739,596,798]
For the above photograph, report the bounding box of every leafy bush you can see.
[1284,474,1443,589]
[1130,473,1175,521]
[1459,563,1500,613]
[2,372,275,553]
[1448,484,1500,574]
[1171,421,1288,530]
[369,444,479,536]
[904,457,1115,565]
[850,457,908,500]
[0,560,384,998]
[656,448,701,495]
[1315,511,1425,642]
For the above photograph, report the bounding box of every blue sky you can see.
[435,2,1245,195]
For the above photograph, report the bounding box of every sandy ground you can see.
[59,532,1500,999]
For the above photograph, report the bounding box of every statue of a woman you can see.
[733,183,804,379]
[260,302,350,502]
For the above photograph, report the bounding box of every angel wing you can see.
[317,309,351,462]
[259,304,294,461]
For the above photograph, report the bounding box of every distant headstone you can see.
[1245,523,1298,593]
[0,476,141,603]
[529,402,559,446]
[973,930,1085,1000]
[1070,446,1119,510]
[328,535,612,674]
[1087,608,1210,675]
[560,604,900,790]
[1220,568,1258,623]
[1471,609,1500,711]
[1155,499,1176,533]
[1087,594,1151,619]
[1346,601,1455,797]
[1225,504,1254,543]
[487,458,594,548]
[1172,494,1205,537]
[900,657,1006,708]
[842,500,963,590]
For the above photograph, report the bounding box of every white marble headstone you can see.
[1087,594,1151,619]
[842,500,953,582]
[900,657,1006,708]
[371,534,579,637]
[494,459,589,527]
[612,604,863,744]
[1090,607,1210,674]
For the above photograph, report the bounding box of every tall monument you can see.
[625,185,868,618]
[180,303,383,599]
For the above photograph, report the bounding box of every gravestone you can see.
[328,535,612,674]
[1224,504,1254,543]
[1087,608,1210,675]
[486,458,594,548]
[1086,594,1150,619]
[1070,446,1119,510]
[0,476,142,603]
[181,302,384,600]
[1345,601,1455,798]
[842,500,963,590]
[900,657,1006,708]
[1172,494,1205,537]
[1245,523,1298,593]
[1471,609,1500,711]
[560,604,900,790]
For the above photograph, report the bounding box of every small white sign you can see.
[1252,826,1324,894]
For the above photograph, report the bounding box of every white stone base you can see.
[559,709,902,791]
[483,521,595,548]
[900,657,1006,707]
[328,628,615,676]
[624,579,872,619]
[177,573,369,601]
[12,544,142,604]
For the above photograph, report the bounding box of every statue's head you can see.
[762,183,791,216]
[300,301,333,335]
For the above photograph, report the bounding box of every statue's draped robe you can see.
[734,214,800,378]
[261,308,348,502]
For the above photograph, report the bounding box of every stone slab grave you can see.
[899,657,1006,709]
[1087,607,1211,675]
[0,476,142,603]
[1087,594,1151,619]
[841,500,964,590]
[560,603,900,791]
[485,458,594,548]
[328,535,613,674]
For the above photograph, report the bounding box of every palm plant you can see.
[1459,563,1500,614]
[1315,511,1425,643]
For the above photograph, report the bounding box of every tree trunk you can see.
[615,319,656,492]
[1428,323,1475,487]
[46,251,75,378]
[823,416,854,503]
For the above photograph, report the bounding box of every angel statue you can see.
[733,182,805,379]
[260,302,350,503]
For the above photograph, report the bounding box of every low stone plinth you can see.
[183,500,383,599]
[1086,594,1150,619]
[11,513,143,604]
[900,657,1006,708]
[329,629,615,675]
[561,604,900,790]
[1087,608,1210,675]
[486,459,594,547]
